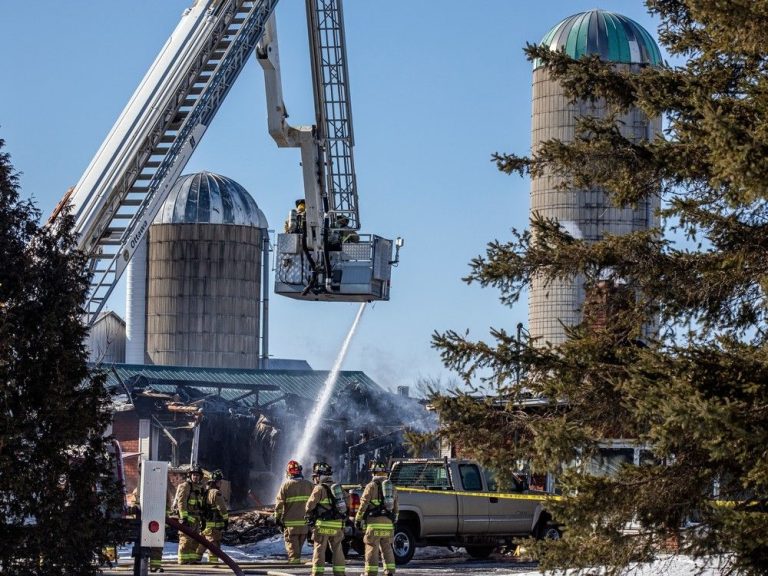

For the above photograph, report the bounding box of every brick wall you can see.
[113,412,140,494]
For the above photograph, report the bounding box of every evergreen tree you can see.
[431,2,768,574]
[0,138,126,574]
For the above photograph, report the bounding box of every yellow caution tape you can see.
[396,486,563,502]
[395,488,757,509]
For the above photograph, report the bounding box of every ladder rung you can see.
[120,199,143,207]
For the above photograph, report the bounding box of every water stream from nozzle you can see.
[293,302,367,467]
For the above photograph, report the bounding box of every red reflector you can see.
[148,520,160,533]
[349,493,360,514]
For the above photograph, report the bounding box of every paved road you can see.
[103,555,541,576]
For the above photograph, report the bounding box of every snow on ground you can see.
[118,539,729,575]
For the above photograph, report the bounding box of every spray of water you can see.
[293,302,367,467]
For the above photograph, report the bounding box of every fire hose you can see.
[165,516,244,576]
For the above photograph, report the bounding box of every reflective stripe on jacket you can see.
[355,476,399,528]
[203,485,229,529]
[275,476,314,527]
[175,480,204,522]
[306,481,344,532]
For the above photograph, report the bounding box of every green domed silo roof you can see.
[535,10,662,69]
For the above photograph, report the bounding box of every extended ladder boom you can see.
[258,0,401,301]
[307,0,359,230]
[64,0,281,324]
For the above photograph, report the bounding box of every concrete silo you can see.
[529,10,663,345]
[126,171,269,369]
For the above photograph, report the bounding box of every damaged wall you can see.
[106,367,436,508]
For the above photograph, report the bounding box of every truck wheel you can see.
[392,524,416,565]
[465,545,495,559]
[537,523,562,540]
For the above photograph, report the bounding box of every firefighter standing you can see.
[198,470,229,564]
[274,460,314,564]
[285,198,307,233]
[355,461,399,576]
[174,466,205,564]
[305,462,346,576]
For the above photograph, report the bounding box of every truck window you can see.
[391,462,451,489]
[458,464,483,491]
[485,469,528,492]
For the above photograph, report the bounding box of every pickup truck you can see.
[347,458,558,565]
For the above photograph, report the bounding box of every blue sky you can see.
[0,1,663,392]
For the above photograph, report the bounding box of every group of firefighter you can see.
[274,459,400,576]
[166,458,398,575]
[170,466,229,569]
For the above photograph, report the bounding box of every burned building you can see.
[106,363,428,507]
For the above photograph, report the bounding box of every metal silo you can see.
[137,172,268,369]
[529,10,663,345]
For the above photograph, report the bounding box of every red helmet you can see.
[287,460,302,476]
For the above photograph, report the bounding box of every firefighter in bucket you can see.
[355,461,399,576]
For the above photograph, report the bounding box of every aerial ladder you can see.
[58,0,400,325]
[257,2,401,301]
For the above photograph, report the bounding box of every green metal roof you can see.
[104,363,384,408]
[535,10,662,70]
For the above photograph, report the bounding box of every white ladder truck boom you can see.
[60,0,281,325]
[258,0,402,301]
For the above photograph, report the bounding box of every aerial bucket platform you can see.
[275,233,393,301]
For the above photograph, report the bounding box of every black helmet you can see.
[369,461,387,474]
[313,462,332,476]
[211,469,224,482]
[295,198,306,208]
[188,465,203,477]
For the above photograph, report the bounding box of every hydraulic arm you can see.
[258,0,402,301]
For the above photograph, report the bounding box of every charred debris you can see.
[106,365,435,509]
